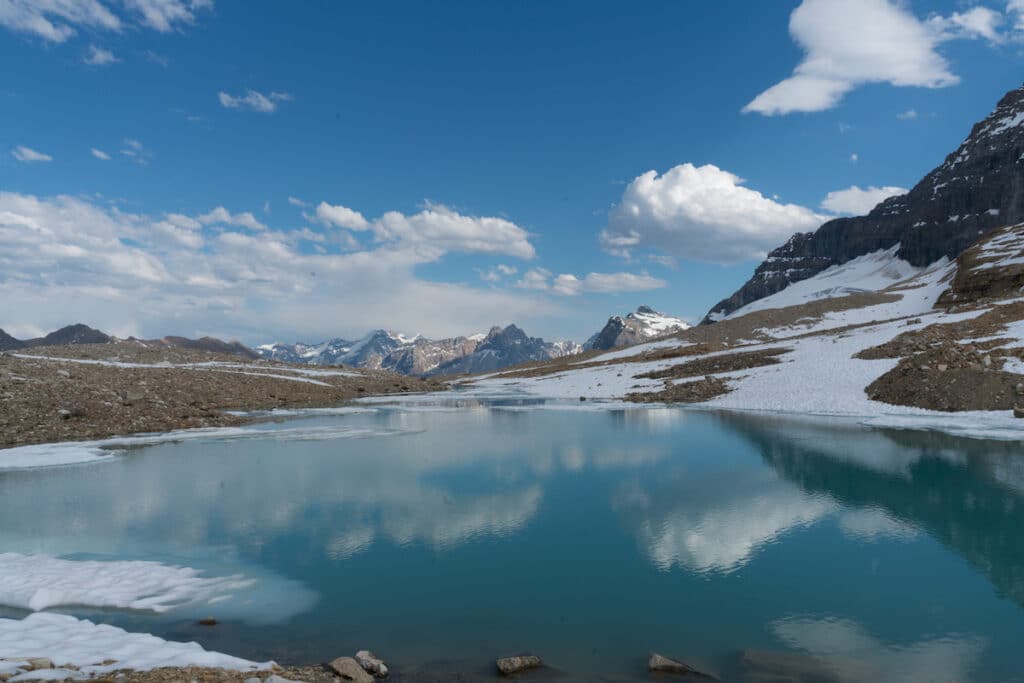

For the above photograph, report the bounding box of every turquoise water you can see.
[2,397,1024,681]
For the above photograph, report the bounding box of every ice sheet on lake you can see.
[0,613,272,677]
[0,422,414,471]
[0,553,254,613]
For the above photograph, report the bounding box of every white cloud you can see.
[198,206,268,231]
[479,264,517,282]
[0,191,562,342]
[514,268,666,296]
[11,145,52,163]
[0,0,121,42]
[896,109,918,120]
[928,6,1004,43]
[515,268,551,290]
[602,163,825,264]
[144,49,169,66]
[287,196,308,208]
[744,0,992,116]
[90,148,111,160]
[118,138,152,164]
[1011,0,1024,32]
[121,0,212,32]
[83,44,117,65]
[373,203,536,259]
[850,153,859,162]
[821,185,907,215]
[218,89,292,113]
[0,0,209,43]
[313,202,370,231]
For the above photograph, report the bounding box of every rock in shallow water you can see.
[648,653,690,675]
[329,657,374,683]
[355,650,388,678]
[496,655,542,675]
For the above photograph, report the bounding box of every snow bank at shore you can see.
[0,553,254,613]
[0,613,272,679]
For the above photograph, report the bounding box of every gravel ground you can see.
[0,343,446,448]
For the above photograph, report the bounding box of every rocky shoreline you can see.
[0,343,446,450]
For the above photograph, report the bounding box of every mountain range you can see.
[258,325,583,376]
[705,83,1024,323]
[0,324,257,359]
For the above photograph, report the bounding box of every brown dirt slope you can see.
[0,343,445,448]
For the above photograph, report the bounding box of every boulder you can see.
[1017,383,1024,396]
[355,651,388,678]
[25,659,53,671]
[1014,406,1024,419]
[496,655,542,675]
[329,657,374,683]
[648,653,690,675]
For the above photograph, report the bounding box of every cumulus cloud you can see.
[198,206,268,231]
[821,185,907,216]
[11,145,52,163]
[744,0,999,116]
[0,0,209,42]
[90,148,111,160]
[83,44,117,65]
[602,163,825,264]
[0,191,561,342]
[515,268,551,290]
[218,89,292,113]
[287,196,308,208]
[313,202,370,231]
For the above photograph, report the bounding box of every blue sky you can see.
[2,0,1023,343]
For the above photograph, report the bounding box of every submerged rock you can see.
[496,655,542,675]
[1014,406,1024,418]
[355,650,388,678]
[329,657,374,683]
[648,653,690,675]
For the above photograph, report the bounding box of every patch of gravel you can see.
[0,343,446,448]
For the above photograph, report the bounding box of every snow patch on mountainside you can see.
[726,246,924,319]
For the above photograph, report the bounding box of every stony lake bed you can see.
[2,393,1024,682]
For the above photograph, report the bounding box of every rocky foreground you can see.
[0,343,445,448]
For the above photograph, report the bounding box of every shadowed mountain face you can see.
[585,306,690,350]
[0,324,112,350]
[704,84,1024,323]
[427,324,579,376]
[715,411,1024,611]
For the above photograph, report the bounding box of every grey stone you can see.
[329,657,373,683]
[25,659,53,671]
[1014,406,1024,419]
[496,655,542,675]
[355,651,388,678]
[1016,383,1024,396]
[648,653,690,675]
[57,409,72,420]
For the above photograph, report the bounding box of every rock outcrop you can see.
[705,83,1024,322]
[586,306,690,350]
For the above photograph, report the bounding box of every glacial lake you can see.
[2,394,1024,682]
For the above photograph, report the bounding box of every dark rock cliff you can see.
[704,83,1024,322]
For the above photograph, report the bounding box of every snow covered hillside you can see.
[470,224,1024,437]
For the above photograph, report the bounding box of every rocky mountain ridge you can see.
[585,306,690,350]
[0,324,256,359]
[427,324,582,376]
[259,325,580,376]
[704,83,1024,323]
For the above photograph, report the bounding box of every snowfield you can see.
[471,247,1024,441]
[0,613,272,679]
